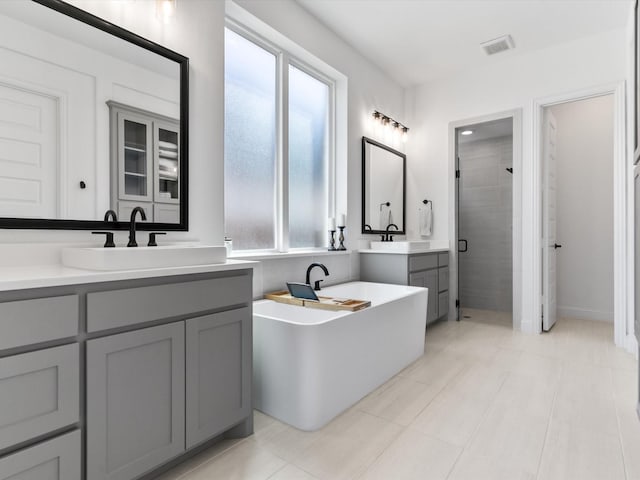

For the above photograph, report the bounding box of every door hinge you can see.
[541,304,544,320]
[455,299,460,308]
[455,169,461,178]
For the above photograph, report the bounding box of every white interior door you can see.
[542,109,559,331]
[0,83,58,218]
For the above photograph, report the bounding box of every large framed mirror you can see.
[0,0,188,230]
[361,136,406,236]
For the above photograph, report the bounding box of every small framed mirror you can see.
[361,137,406,236]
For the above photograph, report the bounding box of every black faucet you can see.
[306,263,329,291]
[103,209,118,222]
[380,223,399,242]
[127,207,147,247]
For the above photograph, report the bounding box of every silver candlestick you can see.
[337,226,346,251]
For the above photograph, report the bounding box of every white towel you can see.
[379,204,393,230]
[419,203,433,237]
[158,140,178,151]
[159,149,178,159]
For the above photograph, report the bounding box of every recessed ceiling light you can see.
[461,130,473,136]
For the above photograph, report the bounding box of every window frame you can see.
[224,21,336,254]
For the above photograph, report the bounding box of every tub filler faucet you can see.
[306,263,329,291]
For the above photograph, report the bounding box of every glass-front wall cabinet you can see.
[109,102,180,223]
[123,118,152,200]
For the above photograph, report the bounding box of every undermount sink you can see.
[62,244,227,271]
[369,240,430,253]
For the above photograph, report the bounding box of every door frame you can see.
[449,109,523,329]
[532,82,631,349]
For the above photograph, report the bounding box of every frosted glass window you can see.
[288,65,329,248]
[224,29,277,250]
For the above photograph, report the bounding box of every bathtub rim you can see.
[254,281,428,326]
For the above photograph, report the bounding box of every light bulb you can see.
[156,0,176,24]
[401,127,408,143]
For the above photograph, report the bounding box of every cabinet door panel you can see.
[153,203,179,224]
[438,267,449,293]
[0,430,80,480]
[361,254,409,284]
[186,307,251,448]
[87,323,185,480]
[0,344,79,450]
[409,270,438,323]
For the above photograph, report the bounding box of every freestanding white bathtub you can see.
[253,281,428,431]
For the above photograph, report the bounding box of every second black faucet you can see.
[127,207,147,247]
[306,263,329,291]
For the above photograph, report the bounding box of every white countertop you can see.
[0,259,258,292]
[358,247,449,255]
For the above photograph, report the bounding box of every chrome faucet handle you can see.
[148,232,166,247]
[92,231,115,248]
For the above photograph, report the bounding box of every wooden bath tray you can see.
[264,290,371,312]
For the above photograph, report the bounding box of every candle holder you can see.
[337,226,346,251]
[328,230,337,251]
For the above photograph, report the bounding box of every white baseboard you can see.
[557,306,613,322]
[626,334,639,357]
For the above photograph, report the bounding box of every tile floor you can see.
[158,309,640,480]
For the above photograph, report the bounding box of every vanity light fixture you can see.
[371,111,409,142]
[461,130,474,136]
[156,0,176,24]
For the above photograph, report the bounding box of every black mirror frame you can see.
[361,136,406,236]
[0,0,189,231]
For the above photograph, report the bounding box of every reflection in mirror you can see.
[0,0,188,230]
[361,137,406,235]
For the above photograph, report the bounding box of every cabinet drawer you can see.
[87,273,251,332]
[409,254,437,272]
[438,252,449,267]
[0,344,79,451]
[0,430,81,480]
[438,267,449,293]
[0,295,78,351]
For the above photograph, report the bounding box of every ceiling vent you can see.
[481,34,515,56]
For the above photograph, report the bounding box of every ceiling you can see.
[457,117,512,144]
[295,0,631,87]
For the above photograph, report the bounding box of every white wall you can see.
[550,95,614,321]
[406,28,627,331]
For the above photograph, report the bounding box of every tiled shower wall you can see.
[458,135,512,311]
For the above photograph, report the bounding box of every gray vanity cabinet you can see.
[0,430,81,480]
[361,250,450,324]
[86,322,185,480]
[0,344,79,452]
[186,307,252,448]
